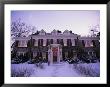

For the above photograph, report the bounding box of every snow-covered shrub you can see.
[35,62,44,69]
[73,63,100,77]
[39,64,44,69]
[11,64,35,77]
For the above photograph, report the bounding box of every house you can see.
[11,29,100,64]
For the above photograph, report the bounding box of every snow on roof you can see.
[40,29,46,33]
[51,29,57,33]
[63,29,70,33]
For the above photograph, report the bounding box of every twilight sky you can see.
[11,10,100,36]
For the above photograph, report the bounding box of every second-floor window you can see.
[46,39,53,46]
[38,39,43,46]
[18,40,27,47]
[57,39,64,46]
[67,39,72,46]
[57,39,60,44]
[51,39,53,44]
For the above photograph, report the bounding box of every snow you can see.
[73,62,100,77]
[31,62,82,77]
[11,63,36,77]
[11,62,100,77]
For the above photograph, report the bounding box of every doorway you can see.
[52,47,58,63]
[53,52,57,62]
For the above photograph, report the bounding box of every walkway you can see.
[31,62,82,77]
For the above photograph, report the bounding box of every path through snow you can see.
[31,62,83,77]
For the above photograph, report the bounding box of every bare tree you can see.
[11,19,36,37]
[89,24,100,37]
[11,18,36,45]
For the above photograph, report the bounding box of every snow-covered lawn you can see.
[11,63,35,77]
[73,62,100,77]
[11,62,100,77]
[31,62,82,77]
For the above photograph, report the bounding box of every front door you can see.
[52,47,58,62]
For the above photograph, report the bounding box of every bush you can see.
[35,62,44,69]
[73,63,100,77]
[11,64,35,77]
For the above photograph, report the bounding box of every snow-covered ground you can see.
[73,62,100,77]
[11,63,35,77]
[11,62,100,77]
[31,62,82,77]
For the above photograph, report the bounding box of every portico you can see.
[48,44,62,64]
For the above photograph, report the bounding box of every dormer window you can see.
[63,30,70,35]
[51,29,57,35]
[39,29,46,35]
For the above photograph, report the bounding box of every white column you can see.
[57,47,60,63]
[60,48,62,61]
[53,39,57,44]
[43,39,46,46]
[64,39,67,46]
[88,40,91,47]
[48,46,53,64]
[34,39,38,46]
[85,40,91,47]
[85,40,87,47]
[89,40,91,47]
[42,52,46,59]
[33,52,37,58]
[90,40,93,47]
[18,40,22,47]
[48,48,51,64]
[51,48,53,64]
[24,40,27,47]
[71,39,75,46]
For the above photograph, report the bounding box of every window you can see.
[75,39,78,46]
[67,39,72,46]
[46,39,51,46]
[57,39,64,46]
[61,39,64,46]
[17,52,25,56]
[57,39,60,44]
[51,39,53,44]
[34,40,38,46]
[18,40,27,47]
[38,39,43,46]
[92,40,96,47]
[82,40,85,47]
